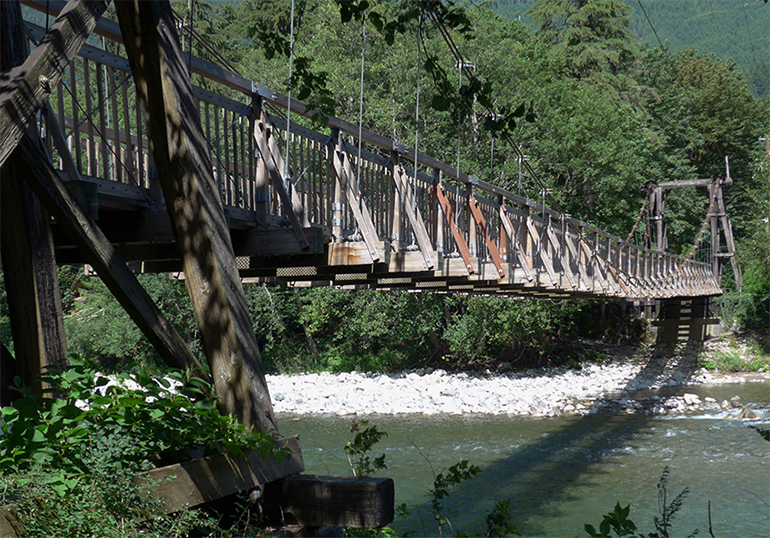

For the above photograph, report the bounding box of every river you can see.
[277,382,770,537]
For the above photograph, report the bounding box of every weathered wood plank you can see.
[143,436,304,515]
[467,194,505,279]
[0,0,110,169]
[264,475,394,530]
[115,0,277,433]
[390,159,434,271]
[432,184,474,275]
[253,106,310,249]
[1,1,68,393]
[524,211,558,286]
[498,205,533,282]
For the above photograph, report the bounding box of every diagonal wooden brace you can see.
[0,0,111,169]
[544,220,576,289]
[466,194,505,279]
[252,107,309,250]
[498,205,533,282]
[564,232,591,290]
[389,158,434,271]
[432,184,474,275]
[524,210,558,286]
[12,133,206,375]
[328,131,380,263]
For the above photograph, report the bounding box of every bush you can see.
[0,356,278,536]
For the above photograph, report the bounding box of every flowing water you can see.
[277,382,770,537]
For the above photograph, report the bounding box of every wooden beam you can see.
[12,134,205,374]
[252,105,310,250]
[389,160,435,271]
[498,205,533,282]
[264,475,395,530]
[466,194,505,279]
[0,0,110,169]
[433,184,474,275]
[115,0,277,433]
[545,220,576,289]
[142,436,303,515]
[1,1,68,393]
[329,130,380,263]
[524,210,558,286]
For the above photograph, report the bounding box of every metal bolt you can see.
[38,75,51,92]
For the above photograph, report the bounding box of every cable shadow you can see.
[394,346,708,536]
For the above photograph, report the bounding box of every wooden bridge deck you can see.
[21,0,720,301]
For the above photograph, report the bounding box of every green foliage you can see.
[698,348,770,373]
[0,355,278,536]
[431,460,481,533]
[444,296,585,369]
[585,503,638,538]
[484,499,520,537]
[584,467,697,538]
[64,274,201,371]
[0,355,276,480]
[345,420,388,478]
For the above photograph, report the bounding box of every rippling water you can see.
[277,382,770,537]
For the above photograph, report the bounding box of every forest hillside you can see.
[492,0,770,98]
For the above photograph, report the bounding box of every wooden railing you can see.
[22,0,721,300]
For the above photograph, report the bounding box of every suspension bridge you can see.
[10,0,728,301]
[0,0,741,532]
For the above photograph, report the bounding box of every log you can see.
[1,0,68,393]
[263,475,395,530]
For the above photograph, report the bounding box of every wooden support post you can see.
[0,0,68,395]
[115,0,277,433]
[251,112,269,223]
[565,229,590,290]
[261,108,310,230]
[11,135,205,375]
[524,209,557,286]
[433,170,444,252]
[545,219,576,289]
[0,0,110,169]
[498,205,532,282]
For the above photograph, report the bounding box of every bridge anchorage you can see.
[0,0,731,533]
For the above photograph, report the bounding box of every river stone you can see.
[730,395,743,407]
[683,393,701,406]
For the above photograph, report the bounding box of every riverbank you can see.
[267,339,770,417]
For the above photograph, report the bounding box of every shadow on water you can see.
[397,342,708,536]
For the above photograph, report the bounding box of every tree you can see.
[528,0,642,106]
